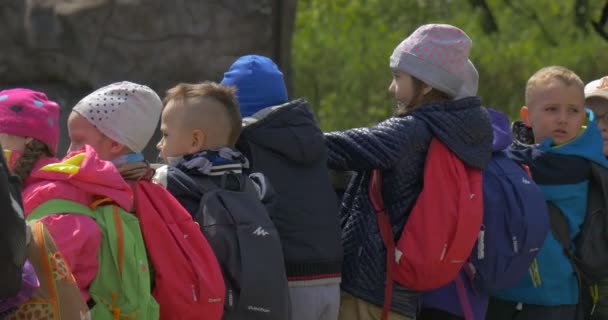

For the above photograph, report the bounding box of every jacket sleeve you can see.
[0,145,26,298]
[40,214,100,301]
[324,116,429,171]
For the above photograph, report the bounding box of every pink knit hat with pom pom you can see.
[390,24,474,99]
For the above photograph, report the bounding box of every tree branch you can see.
[503,0,558,46]
[575,0,588,31]
[470,0,499,34]
[592,0,608,40]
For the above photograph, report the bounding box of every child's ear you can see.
[520,106,531,127]
[422,83,433,95]
[109,140,127,155]
[190,129,206,153]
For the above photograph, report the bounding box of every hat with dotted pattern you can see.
[390,24,473,99]
[0,89,60,154]
[73,81,162,153]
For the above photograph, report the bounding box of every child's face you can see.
[67,112,115,160]
[157,101,198,163]
[0,133,30,152]
[389,71,417,109]
[587,97,608,156]
[524,80,586,145]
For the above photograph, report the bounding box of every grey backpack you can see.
[194,173,291,320]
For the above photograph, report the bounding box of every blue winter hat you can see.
[221,55,288,117]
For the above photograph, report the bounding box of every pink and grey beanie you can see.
[0,89,60,154]
[390,24,474,99]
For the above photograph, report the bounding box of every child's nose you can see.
[557,110,568,123]
[67,143,79,152]
[388,80,396,93]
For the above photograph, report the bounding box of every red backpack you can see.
[132,181,225,320]
[369,138,483,320]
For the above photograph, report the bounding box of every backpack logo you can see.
[253,226,269,237]
[522,177,531,185]
[247,305,271,313]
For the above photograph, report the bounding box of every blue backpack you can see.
[469,151,550,294]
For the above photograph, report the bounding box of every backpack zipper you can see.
[529,259,541,287]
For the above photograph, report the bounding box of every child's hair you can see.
[12,139,52,183]
[164,82,242,146]
[395,77,450,116]
[525,66,584,105]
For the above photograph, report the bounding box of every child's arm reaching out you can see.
[324,116,429,171]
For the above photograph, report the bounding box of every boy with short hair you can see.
[154,82,249,210]
[487,66,608,319]
[155,81,290,320]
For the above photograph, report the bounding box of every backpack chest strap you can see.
[27,199,97,221]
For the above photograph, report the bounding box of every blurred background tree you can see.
[292,0,608,131]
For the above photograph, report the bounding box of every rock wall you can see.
[0,0,296,159]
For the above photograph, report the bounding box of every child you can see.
[221,54,342,320]
[323,24,493,320]
[585,76,608,156]
[0,89,117,318]
[487,66,608,319]
[154,81,290,319]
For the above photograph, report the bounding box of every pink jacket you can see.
[22,145,133,301]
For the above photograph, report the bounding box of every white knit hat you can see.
[585,76,608,100]
[73,81,162,152]
[390,24,473,98]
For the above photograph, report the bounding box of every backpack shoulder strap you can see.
[27,199,94,222]
[197,177,220,194]
[368,169,395,320]
[589,163,608,214]
[546,201,571,252]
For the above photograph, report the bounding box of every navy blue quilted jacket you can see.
[324,97,493,317]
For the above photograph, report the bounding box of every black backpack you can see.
[547,162,608,319]
[194,173,291,320]
[0,146,26,299]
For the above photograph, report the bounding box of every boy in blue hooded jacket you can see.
[487,66,608,319]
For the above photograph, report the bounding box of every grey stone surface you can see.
[0,0,296,159]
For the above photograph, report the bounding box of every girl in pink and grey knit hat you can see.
[324,24,493,320]
[389,24,479,115]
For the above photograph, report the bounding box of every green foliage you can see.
[292,0,608,131]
